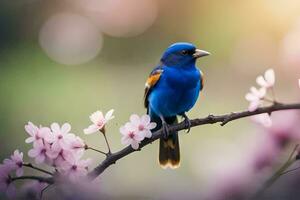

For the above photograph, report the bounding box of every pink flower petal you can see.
[61,123,71,134]
[25,125,34,136]
[105,109,115,121]
[89,111,104,124]
[28,149,39,158]
[248,101,260,112]
[141,115,150,124]
[25,137,35,143]
[35,155,46,164]
[121,135,131,145]
[51,141,62,153]
[134,132,145,141]
[84,124,99,134]
[44,135,55,144]
[256,76,267,87]
[120,126,128,136]
[148,122,157,130]
[16,168,23,177]
[130,114,140,126]
[51,123,60,133]
[144,130,152,138]
[265,69,275,86]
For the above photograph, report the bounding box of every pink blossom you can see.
[84,109,114,134]
[120,122,144,150]
[28,142,51,164]
[298,79,300,88]
[256,68,275,88]
[25,122,51,144]
[4,150,24,177]
[129,114,156,138]
[59,155,91,182]
[0,164,16,198]
[46,123,75,152]
[69,135,85,153]
[251,113,272,127]
[47,147,74,168]
[245,87,266,111]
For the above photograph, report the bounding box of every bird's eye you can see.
[181,50,188,55]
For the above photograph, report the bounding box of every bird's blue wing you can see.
[144,65,164,110]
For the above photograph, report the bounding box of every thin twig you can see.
[253,144,299,198]
[23,163,53,176]
[102,132,112,154]
[263,97,276,103]
[86,146,107,156]
[280,166,300,176]
[40,183,53,199]
[11,176,54,184]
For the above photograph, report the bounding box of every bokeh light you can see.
[281,18,300,72]
[39,13,103,65]
[69,0,158,37]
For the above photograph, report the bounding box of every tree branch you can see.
[15,103,300,184]
[23,163,54,176]
[11,176,54,184]
[87,102,300,179]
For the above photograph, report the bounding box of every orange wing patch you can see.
[144,69,163,108]
[145,72,162,88]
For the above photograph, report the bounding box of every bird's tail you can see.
[150,113,180,169]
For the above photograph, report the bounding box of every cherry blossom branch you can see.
[23,163,54,175]
[11,175,54,184]
[9,102,300,186]
[87,102,300,179]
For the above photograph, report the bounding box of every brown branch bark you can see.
[11,175,54,184]
[23,163,54,175]
[87,102,300,179]
[16,102,300,183]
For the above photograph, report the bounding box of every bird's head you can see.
[160,42,210,67]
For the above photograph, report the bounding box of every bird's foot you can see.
[182,113,191,133]
[161,121,170,139]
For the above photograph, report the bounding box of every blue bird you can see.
[144,42,210,168]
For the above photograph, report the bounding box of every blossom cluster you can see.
[82,109,156,150]
[120,114,156,149]
[0,109,156,198]
[245,69,275,127]
[25,122,89,180]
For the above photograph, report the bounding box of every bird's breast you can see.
[164,67,200,89]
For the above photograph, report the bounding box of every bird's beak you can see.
[193,49,210,58]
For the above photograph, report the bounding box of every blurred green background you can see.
[1,0,300,198]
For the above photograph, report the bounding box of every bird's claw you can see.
[162,122,170,139]
[182,114,191,133]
